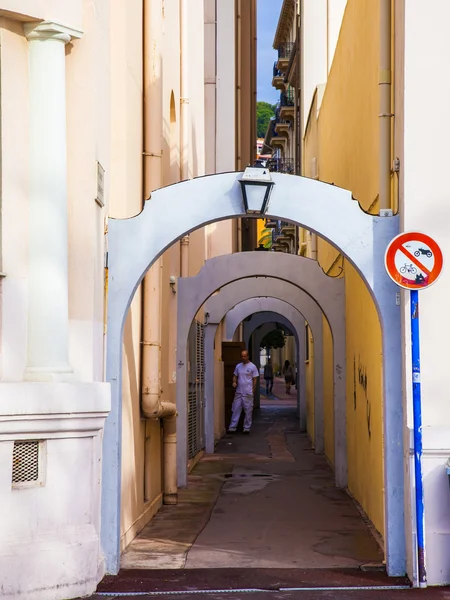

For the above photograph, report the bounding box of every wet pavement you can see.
[122,396,383,570]
[84,392,450,598]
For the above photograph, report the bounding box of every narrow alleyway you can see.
[89,384,450,598]
[120,384,382,570]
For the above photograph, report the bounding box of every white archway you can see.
[228,304,324,455]
[203,288,323,465]
[178,264,344,486]
[204,305,304,451]
[204,312,302,452]
[105,172,403,575]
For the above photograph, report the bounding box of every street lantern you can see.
[239,166,275,215]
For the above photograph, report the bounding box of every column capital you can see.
[23,21,83,44]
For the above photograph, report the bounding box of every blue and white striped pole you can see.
[410,289,427,588]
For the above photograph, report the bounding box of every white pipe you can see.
[236,0,242,170]
[180,236,189,277]
[142,0,177,503]
[179,0,190,268]
[162,415,178,504]
[180,0,190,181]
[379,0,392,211]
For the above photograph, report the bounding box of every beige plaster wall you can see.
[1,0,82,30]
[0,20,29,382]
[1,0,254,557]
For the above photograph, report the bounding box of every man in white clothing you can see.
[228,350,259,434]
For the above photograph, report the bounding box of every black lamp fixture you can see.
[239,166,275,215]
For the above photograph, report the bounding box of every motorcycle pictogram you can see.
[414,247,432,258]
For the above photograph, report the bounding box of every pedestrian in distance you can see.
[282,359,294,394]
[263,358,274,396]
[228,350,259,434]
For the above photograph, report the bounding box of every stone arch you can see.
[105,172,403,575]
[178,262,343,484]
[205,298,305,452]
[228,304,324,454]
[203,288,324,463]
[204,307,304,453]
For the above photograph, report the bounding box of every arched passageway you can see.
[203,301,306,453]
[178,259,344,486]
[201,282,325,461]
[226,303,323,454]
[105,172,403,575]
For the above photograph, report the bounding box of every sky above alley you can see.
[257,0,283,104]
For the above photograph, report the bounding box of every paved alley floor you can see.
[120,399,383,570]
[89,399,450,598]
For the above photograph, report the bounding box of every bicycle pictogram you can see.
[400,263,417,275]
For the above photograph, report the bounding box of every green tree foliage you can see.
[257,101,276,138]
[260,329,286,351]
[258,227,273,249]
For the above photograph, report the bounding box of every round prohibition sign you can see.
[385,231,443,290]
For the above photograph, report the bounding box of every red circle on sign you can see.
[384,232,443,290]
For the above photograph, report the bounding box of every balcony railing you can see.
[273,62,282,78]
[280,89,294,107]
[272,221,283,242]
[278,42,295,60]
[267,158,295,174]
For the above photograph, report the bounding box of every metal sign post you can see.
[385,231,444,589]
[410,289,426,587]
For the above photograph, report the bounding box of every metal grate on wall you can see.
[196,321,205,385]
[187,391,197,460]
[12,440,41,487]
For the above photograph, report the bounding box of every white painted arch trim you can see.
[228,303,324,454]
[206,289,324,458]
[178,258,345,487]
[105,172,404,575]
[204,307,304,453]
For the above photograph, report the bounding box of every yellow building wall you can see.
[345,262,384,534]
[318,0,380,216]
[305,328,315,445]
[323,317,334,466]
[305,0,385,535]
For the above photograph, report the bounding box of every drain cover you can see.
[223,473,271,478]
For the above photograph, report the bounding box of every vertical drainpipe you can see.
[379,0,392,212]
[236,0,243,251]
[142,0,178,506]
[180,0,190,272]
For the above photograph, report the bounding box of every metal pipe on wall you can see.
[180,235,189,277]
[180,0,190,270]
[379,0,392,211]
[180,0,190,181]
[236,0,243,252]
[142,0,177,505]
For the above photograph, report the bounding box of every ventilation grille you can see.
[188,391,197,460]
[12,441,40,486]
[196,321,204,384]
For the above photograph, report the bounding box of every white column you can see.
[23,22,82,380]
